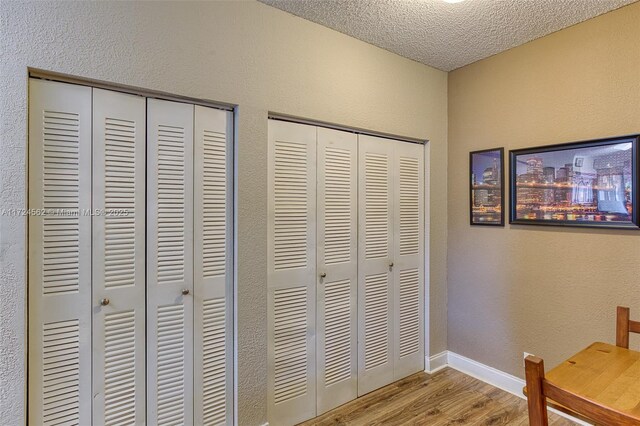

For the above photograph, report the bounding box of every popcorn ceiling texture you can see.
[260,0,637,71]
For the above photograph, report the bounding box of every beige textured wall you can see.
[448,2,640,379]
[0,1,448,424]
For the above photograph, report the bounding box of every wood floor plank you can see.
[298,368,579,426]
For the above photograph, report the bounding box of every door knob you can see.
[389,262,394,268]
[182,289,190,295]
[320,272,327,278]
[100,298,110,306]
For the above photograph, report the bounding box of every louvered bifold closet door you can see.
[392,142,425,379]
[28,79,92,425]
[147,99,194,426]
[267,120,317,426]
[92,89,146,426]
[357,134,395,397]
[194,106,233,425]
[316,127,358,414]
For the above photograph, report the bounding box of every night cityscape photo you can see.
[471,149,503,224]
[512,140,634,225]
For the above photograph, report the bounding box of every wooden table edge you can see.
[523,342,640,425]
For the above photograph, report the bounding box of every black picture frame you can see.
[509,134,640,229]
[470,147,505,226]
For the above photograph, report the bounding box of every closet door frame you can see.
[28,75,237,426]
[266,117,430,424]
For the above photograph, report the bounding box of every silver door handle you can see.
[100,298,110,306]
[320,272,327,278]
[389,262,394,268]
[182,288,190,295]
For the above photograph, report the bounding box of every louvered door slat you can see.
[268,120,317,426]
[316,127,358,414]
[147,99,194,426]
[393,143,425,379]
[357,135,394,396]
[194,105,233,425]
[29,79,92,426]
[92,88,146,426]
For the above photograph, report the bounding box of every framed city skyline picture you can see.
[470,148,504,226]
[510,135,640,228]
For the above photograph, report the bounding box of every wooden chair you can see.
[616,306,640,349]
[524,306,640,426]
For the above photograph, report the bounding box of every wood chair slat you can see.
[543,381,640,426]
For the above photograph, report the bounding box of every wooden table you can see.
[528,342,640,424]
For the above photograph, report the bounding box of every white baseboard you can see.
[425,350,448,374]
[448,351,524,396]
[424,351,591,426]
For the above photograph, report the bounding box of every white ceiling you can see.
[259,0,637,71]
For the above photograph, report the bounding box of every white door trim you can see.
[423,142,431,373]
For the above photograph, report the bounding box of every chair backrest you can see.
[616,306,640,349]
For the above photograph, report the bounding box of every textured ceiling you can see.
[259,0,637,71]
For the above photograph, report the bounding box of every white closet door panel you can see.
[392,142,425,379]
[92,88,147,426]
[316,127,358,414]
[194,105,233,426]
[147,98,194,426]
[357,134,394,396]
[28,79,92,425]
[267,120,317,426]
